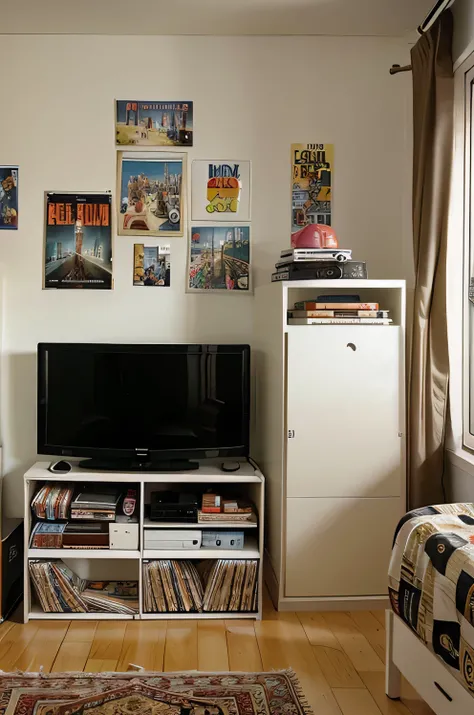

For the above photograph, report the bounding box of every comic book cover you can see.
[291,144,333,237]
[115,101,193,147]
[133,244,171,286]
[44,192,112,290]
[0,167,18,229]
[118,154,184,237]
[188,226,250,292]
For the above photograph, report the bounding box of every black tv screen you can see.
[37,343,250,462]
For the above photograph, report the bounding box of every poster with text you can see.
[291,143,333,238]
[44,192,112,290]
[0,166,18,229]
[191,160,251,221]
[188,226,250,292]
[118,153,184,237]
[133,244,171,286]
[116,101,193,147]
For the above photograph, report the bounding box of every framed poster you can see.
[188,225,250,292]
[133,244,171,286]
[191,160,251,221]
[117,152,185,237]
[115,101,193,147]
[291,143,333,239]
[0,166,18,229]
[44,192,112,290]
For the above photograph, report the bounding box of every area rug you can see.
[0,670,311,715]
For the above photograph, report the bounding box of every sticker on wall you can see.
[0,166,18,230]
[117,152,185,237]
[133,243,171,286]
[191,160,251,222]
[291,143,333,239]
[44,192,113,290]
[115,101,193,147]
[188,225,250,292]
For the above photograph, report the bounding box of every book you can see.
[293,301,379,310]
[288,317,392,325]
[288,310,389,318]
[31,484,74,521]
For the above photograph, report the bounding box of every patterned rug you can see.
[0,670,311,715]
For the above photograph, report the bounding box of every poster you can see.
[188,226,250,292]
[0,166,18,229]
[291,143,333,237]
[118,153,184,237]
[44,192,112,290]
[115,101,193,147]
[133,244,171,286]
[191,160,251,221]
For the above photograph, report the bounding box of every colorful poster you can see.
[191,160,251,221]
[44,192,112,290]
[133,244,171,286]
[115,101,193,147]
[118,153,184,237]
[0,166,18,229]
[188,226,250,292]
[291,143,333,237]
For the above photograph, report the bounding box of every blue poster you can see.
[0,167,18,230]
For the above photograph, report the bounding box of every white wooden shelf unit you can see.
[24,460,264,622]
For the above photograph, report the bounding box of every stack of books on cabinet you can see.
[24,462,264,621]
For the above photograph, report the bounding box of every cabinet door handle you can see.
[433,682,453,702]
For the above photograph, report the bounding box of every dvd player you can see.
[150,491,199,523]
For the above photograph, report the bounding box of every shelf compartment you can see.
[28,549,140,559]
[143,536,259,560]
[29,605,135,620]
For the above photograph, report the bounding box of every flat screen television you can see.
[37,343,250,471]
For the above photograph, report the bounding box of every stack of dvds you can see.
[272,248,367,282]
[31,484,74,520]
[202,559,258,612]
[30,522,67,548]
[287,294,392,326]
[29,560,139,614]
[70,488,121,521]
[143,560,204,613]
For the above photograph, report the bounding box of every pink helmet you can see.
[291,224,339,249]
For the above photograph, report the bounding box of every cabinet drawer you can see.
[393,616,472,714]
[285,496,402,597]
[286,326,404,498]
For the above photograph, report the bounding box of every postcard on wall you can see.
[0,166,18,229]
[191,160,251,222]
[188,226,250,292]
[44,192,113,290]
[291,143,333,238]
[117,153,184,237]
[133,243,171,286]
[115,101,193,147]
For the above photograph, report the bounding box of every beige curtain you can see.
[409,10,453,509]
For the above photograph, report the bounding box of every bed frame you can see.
[386,610,472,714]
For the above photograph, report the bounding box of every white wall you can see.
[453,0,474,67]
[0,34,412,516]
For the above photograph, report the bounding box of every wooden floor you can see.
[0,594,434,715]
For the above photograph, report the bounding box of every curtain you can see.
[409,10,453,509]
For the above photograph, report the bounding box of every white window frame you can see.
[463,62,474,450]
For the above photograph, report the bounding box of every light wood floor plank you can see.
[0,622,40,671]
[313,646,365,688]
[0,620,16,644]
[14,621,69,672]
[372,610,387,627]
[225,620,262,671]
[198,620,229,671]
[323,612,384,672]
[51,619,99,671]
[297,612,342,649]
[349,611,386,663]
[333,688,383,715]
[63,621,99,643]
[164,621,198,671]
[360,671,413,715]
[400,679,436,715]
[84,620,128,672]
[116,621,167,672]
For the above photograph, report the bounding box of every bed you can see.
[386,503,474,713]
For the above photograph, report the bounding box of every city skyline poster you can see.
[188,226,250,292]
[117,153,184,237]
[44,192,112,290]
[115,100,193,147]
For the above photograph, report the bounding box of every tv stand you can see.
[78,458,200,472]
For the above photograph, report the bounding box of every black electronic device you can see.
[150,491,199,523]
[272,260,367,281]
[37,343,250,471]
[48,460,72,474]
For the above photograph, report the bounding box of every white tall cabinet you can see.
[253,279,406,611]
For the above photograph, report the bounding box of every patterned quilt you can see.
[389,503,474,696]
